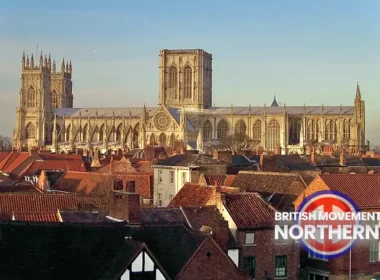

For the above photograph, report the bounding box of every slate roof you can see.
[0,184,42,193]
[128,225,206,279]
[306,154,366,166]
[141,208,187,225]
[0,223,147,280]
[319,174,380,209]
[276,155,317,171]
[362,158,380,167]
[232,155,258,166]
[202,105,354,116]
[224,193,276,229]
[156,154,224,167]
[60,211,113,223]
[231,171,306,211]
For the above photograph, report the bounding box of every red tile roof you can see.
[38,154,82,161]
[21,159,86,176]
[0,152,11,164]
[320,174,380,208]
[13,212,61,222]
[2,153,31,174]
[203,175,237,187]
[168,183,239,207]
[224,193,276,229]
[224,175,236,187]
[0,152,15,170]
[168,183,216,207]
[0,194,78,214]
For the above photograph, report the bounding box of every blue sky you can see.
[0,0,379,145]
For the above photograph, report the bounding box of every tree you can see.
[0,136,12,151]
[216,133,257,155]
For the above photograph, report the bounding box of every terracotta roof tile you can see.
[38,154,82,161]
[0,194,78,214]
[225,193,276,229]
[13,212,61,222]
[0,152,16,170]
[22,159,86,176]
[168,183,215,207]
[224,175,236,187]
[0,152,11,163]
[3,153,31,174]
[232,171,306,195]
[319,174,380,208]
[168,183,239,207]
[204,175,226,186]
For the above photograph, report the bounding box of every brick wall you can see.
[178,237,248,280]
[115,174,153,199]
[236,229,299,279]
[108,191,141,224]
[293,176,329,210]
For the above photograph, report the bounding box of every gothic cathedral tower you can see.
[13,51,73,150]
[158,49,212,109]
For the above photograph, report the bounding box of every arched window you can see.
[28,87,36,108]
[267,120,280,150]
[150,133,156,146]
[99,125,104,141]
[52,90,58,108]
[116,124,122,142]
[203,120,212,140]
[217,119,229,139]
[133,124,139,147]
[66,125,71,141]
[307,120,320,141]
[252,120,261,141]
[56,125,62,142]
[108,126,116,142]
[25,123,36,139]
[288,118,301,145]
[169,66,177,99]
[159,133,167,148]
[83,124,88,142]
[183,66,192,99]
[234,120,246,137]
[92,126,100,141]
[170,133,175,148]
[325,120,336,141]
[343,119,350,141]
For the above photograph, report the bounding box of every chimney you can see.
[76,148,83,156]
[37,170,50,191]
[108,191,141,224]
[340,148,346,166]
[311,147,317,165]
[213,219,230,252]
[216,150,232,164]
[30,146,39,155]
[260,153,264,170]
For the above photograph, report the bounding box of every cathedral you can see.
[13,49,366,155]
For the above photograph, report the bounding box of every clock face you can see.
[154,112,171,131]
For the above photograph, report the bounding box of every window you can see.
[243,256,256,280]
[28,87,36,108]
[203,120,212,140]
[275,256,287,277]
[308,251,328,261]
[325,120,336,141]
[252,120,261,141]
[52,90,58,108]
[268,119,280,150]
[169,66,178,99]
[343,119,351,140]
[158,170,163,183]
[183,66,192,99]
[128,181,136,193]
[114,179,123,191]
[234,120,246,137]
[288,118,301,145]
[170,171,175,184]
[370,241,380,262]
[217,119,229,139]
[245,232,255,245]
[25,123,36,139]
[181,172,187,186]
[157,193,163,207]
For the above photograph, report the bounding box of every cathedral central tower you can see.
[158,49,212,109]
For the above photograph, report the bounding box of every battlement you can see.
[160,49,212,58]
[21,51,72,78]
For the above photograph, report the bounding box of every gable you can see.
[293,176,330,211]
[148,105,179,131]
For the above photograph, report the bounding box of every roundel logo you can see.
[296,190,360,259]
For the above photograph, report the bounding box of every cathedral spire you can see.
[48,54,51,70]
[69,60,72,75]
[26,55,30,69]
[271,95,279,107]
[52,60,56,73]
[44,55,48,68]
[22,51,25,69]
[31,54,34,68]
[61,58,65,73]
[356,82,362,100]
[39,51,43,68]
